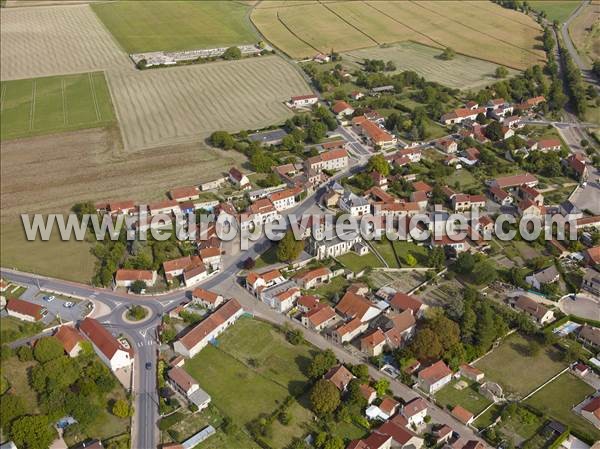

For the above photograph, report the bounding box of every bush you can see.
[158,412,184,431]
[16,346,33,362]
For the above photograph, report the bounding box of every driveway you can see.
[29,292,91,324]
[559,294,600,321]
[570,166,600,215]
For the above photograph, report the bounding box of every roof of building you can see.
[585,246,600,265]
[79,317,133,359]
[579,324,600,346]
[459,364,483,378]
[531,265,560,283]
[413,181,433,193]
[169,186,199,200]
[452,405,474,424]
[178,299,242,350]
[494,173,538,188]
[304,304,336,327]
[359,383,376,401]
[402,397,428,418]
[514,296,551,320]
[168,366,198,392]
[418,360,452,383]
[115,269,154,282]
[376,421,416,445]
[54,325,84,353]
[229,167,246,182]
[336,291,375,321]
[489,185,510,200]
[148,199,179,211]
[291,94,318,101]
[249,198,276,214]
[582,396,600,420]
[269,187,301,202]
[199,247,220,259]
[6,298,44,320]
[295,267,332,283]
[538,139,561,149]
[163,255,202,274]
[192,288,220,304]
[389,293,423,314]
[335,317,364,337]
[361,328,386,348]
[247,269,283,286]
[324,364,354,390]
[297,295,319,310]
[347,433,392,449]
[332,100,353,114]
[379,397,399,416]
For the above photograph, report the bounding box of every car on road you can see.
[63,301,74,308]
[43,295,55,302]
[145,362,152,370]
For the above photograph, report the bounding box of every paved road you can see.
[558,293,600,321]
[561,0,598,84]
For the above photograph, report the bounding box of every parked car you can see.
[43,295,55,302]
[63,301,74,308]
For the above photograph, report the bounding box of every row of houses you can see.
[441,96,544,126]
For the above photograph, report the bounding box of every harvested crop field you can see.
[107,56,311,151]
[91,1,258,53]
[0,4,130,81]
[568,1,600,68]
[252,0,545,70]
[343,42,520,90]
[1,72,115,140]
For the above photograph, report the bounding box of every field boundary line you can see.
[29,80,36,131]
[61,78,67,126]
[88,72,102,122]
[409,1,543,60]
[0,83,6,114]
[521,366,570,401]
[317,0,380,46]
[276,11,322,54]
[466,0,541,32]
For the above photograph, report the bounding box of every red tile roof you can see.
[169,186,199,200]
[361,328,386,349]
[332,100,353,114]
[379,397,399,416]
[304,304,336,327]
[336,291,374,321]
[418,360,452,383]
[297,295,320,310]
[389,293,423,314]
[192,288,220,304]
[199,247,221,259]
[6,298,44,320]
[178,299,243,350]
[115,269,154,282]
[413,181,432,193]
[375,421,415,445]
[80,317,133,359]
[168,366,198,391]
[452,405,474,424]
[294,267,331,283]
[324,364,354,390]
[403,397,428,418]
[54,325,83,353]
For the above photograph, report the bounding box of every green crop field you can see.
[343,42,520,90]
[529,1,580,23]
[91,1,258,53]
[0,72,115,140]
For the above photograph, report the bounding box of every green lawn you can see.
[0,317,45,345]
[473,403,503,430]
[1,72,115,140]
[184,318,318,448]
[391,241,430,267]
[254,245,279,269]
[91,1,258,53]
[435,379,493,416]
[337,251,383,273]
[474,333,568,398]
[496,405,544,443]
[528,1,580,23]
[444,169,480,191]
[526,373,600,443]
[306,275,350,302]
[371,240,400,268]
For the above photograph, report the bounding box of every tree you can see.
[349,364,369,382]
[373,378,390,397]
[250,150,275,173]
[277,230,304,262]
[307,121,327,143]
[222,46,242,60]
[472,260,497,285]
[10,415,57,449]
[485,120,504,141]
[33,337,64,363]
[243,257,256,270]
[404,254,417,267]
[307,350,337,379]
[367,154,390,176]
[209,131,234,149]
[409,328,443,362]
[0,394,25,433]
[71,201,97,220]
[495,66,509,78]
[428,246,445,269]
[130,280,146,294]
[0,345,13,361]
[310,379,340,416]
[17,345,33,362]
[440,47,455,60]
[112,399,133,418]
[453,252,475,274]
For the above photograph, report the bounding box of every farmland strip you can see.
[0,83,6,113]
[61,78,67,126]
[88,72,102,122]
[409,1,542,58]
[29,80,36,131]
[276,11,321,54]
[317,1,379,46]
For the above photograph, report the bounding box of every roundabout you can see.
[121,304,154,324]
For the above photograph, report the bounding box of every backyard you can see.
[435,379,493,416]
[337,251,384,273]
[474,333,568,398]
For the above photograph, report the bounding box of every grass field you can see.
[526,373,600,442]
[529,1,580,22]
[435,379,493,416]
[0,4,130,81]
[568,2,600,68]
[252,1,544,70]
[91,1,257,53]
[343,42,520,90]
[337,251,384,273]
[1,72,115,140]
[474,333,568,398]
[107,56,311,150]
[184,318,318,448]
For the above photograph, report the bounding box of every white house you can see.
[229,167,251,190]
[401,397,428,427]
[174,299,244,358]
[79,318,134,372]
[6,299,46,322]
[339,190,370,216]
[114,269,157,288]
[304,148,349,173]
[168,366,212,411]
[246,269,286,295]
[525,266,560,291]
[417,360,453,394]
[289,94,318,108]
[191,288,224,310]
[268,187,301,211]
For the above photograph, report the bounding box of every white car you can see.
[43,295,55,302]
[63,301,74,308]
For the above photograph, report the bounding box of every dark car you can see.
[145,362,152,370]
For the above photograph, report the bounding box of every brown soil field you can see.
[0,4,130,81]
[107,56,311,151]
[0,127,247,221]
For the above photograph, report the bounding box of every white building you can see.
[339,190,370,216]
[79,318,134,372]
